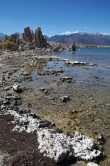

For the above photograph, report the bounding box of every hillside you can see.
[49,33,110,46]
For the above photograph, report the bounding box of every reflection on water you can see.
[54,48,110,84]
[34,59,48,75]
[23,59,48,81]
[24,63,33,75]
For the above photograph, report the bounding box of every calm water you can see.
[27,48,110,89]
[58,48,110,66]
[47,48,110,84]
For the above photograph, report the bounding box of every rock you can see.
[87,162,100,166]
[4,86,11,91]
[17,109,28,114]
[23,27,34,42]
[1,73,6,85]
[2,94,22,108]
[60,76,72,83]
[0,98,3,105]
[64,59,96,67]
[72,42,77,52]
[60,96,70,102]
[40,87,49,95]
[37,129,101,163]
[3,99,10,105]
[40,87,46,91]
[35,27,49,48]
[96,134,105,144]
[13,83,23,93]
[45,70,64,76]
[43,89,48,95]
[37,129,73,162]
[2,95,22,107]
[1,106,101,163]
[38,120,52,128]
[30,113,40,119]
[7,110,40,133]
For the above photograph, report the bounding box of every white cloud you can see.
[59,30,79,35]
[100,32,110,35]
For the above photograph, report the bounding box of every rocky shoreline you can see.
[0,49,109,165]
[0,85,101,166]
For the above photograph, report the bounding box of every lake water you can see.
[48,48,110,84]
[29,48,110,89]
[59,48,110,66]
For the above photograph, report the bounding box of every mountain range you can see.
[1,31,110,46]
[49,32,110,46]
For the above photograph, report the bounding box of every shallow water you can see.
[49,48,110,84]
[23,48,110,90]
[58,48,110,65]
[21,49,110,164]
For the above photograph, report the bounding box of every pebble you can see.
[13,83,23,93]
[60,76,72,83]
[60,96,70,102]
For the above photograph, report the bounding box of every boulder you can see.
[65,60,87,66]
[38,120,52,128]
[60,76,72,83]
[60,96,70,102]
[37,129,101,163]
[1,106,102,164]
[13,83,23,93]
[40,87,49,95]
[72,42,77,52]
[64,59,96,67]
[96,134,105,144]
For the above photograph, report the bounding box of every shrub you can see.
[0,40,18,50]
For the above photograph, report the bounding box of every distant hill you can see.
[49,33,110,46]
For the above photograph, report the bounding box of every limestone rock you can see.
[60,96,70,102]
[64,59,96,67]
[23,27,34,42]
[37,129,101,162]
[60,76,72,83]
[13,83,23,93]
[35,27,49,48]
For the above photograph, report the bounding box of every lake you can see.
[26,48,110,90]
[49,48,110,84]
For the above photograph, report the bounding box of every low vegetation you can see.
[0,40,18,50]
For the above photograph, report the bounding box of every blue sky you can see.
[0,0,110,36]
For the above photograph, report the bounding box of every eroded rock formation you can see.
[23,27,34,43]
[0,26,50,50]
[35,27,49,48]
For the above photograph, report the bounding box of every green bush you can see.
[0,40,18,50]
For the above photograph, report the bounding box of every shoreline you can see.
[0,49,109,165]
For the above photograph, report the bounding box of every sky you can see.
[0,0,110,36]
